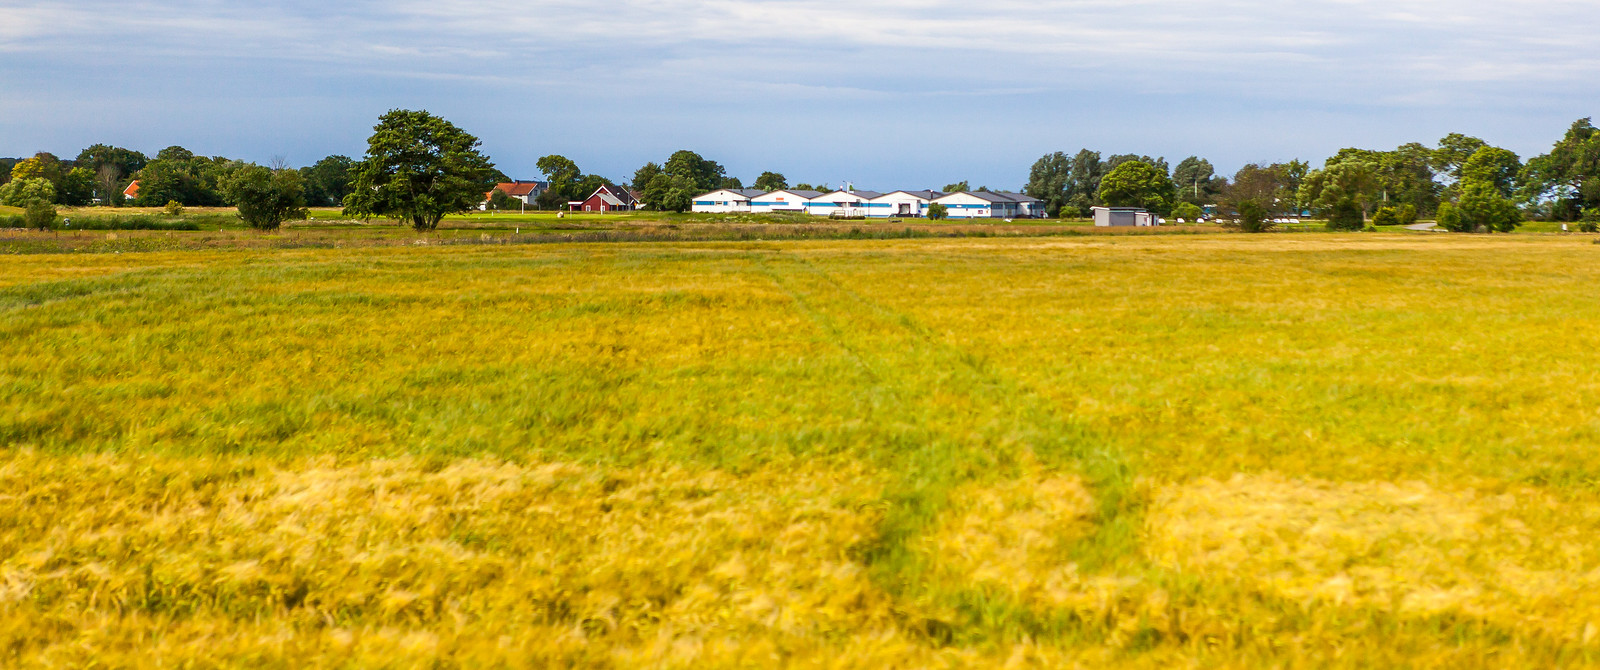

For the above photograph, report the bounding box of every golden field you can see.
[3,233,1600,667]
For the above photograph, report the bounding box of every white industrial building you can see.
[749,189,824,213]
[692,189,767,213]
[805,190,882,218]
[688,187,1045,219]
[866,190,944,218]
[932,191,1041,219]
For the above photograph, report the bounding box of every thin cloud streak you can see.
[1,1,1596,185]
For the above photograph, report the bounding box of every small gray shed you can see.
[1092,206,1158,227]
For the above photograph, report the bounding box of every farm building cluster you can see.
[484,182,1164,225]
[691,188,1046,219]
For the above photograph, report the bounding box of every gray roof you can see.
[695,188,768,199]
[875,190,945,200]
[779,190,826,199]
[818,190,883,200]
[946,191,1014,203]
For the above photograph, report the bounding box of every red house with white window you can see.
[568,184,639,213]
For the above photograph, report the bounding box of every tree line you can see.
[7,112,1597,233]
[0,147,374,210]
[1022,118,1600,232]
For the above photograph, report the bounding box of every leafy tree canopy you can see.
[1325,145,1439,214]
[1438,181,1522,233]
[663,150,727,193]
[342,109,498,232]
[1098,160,1176,214]
[1105,154,1169,176]
[1172,202,1204,220]
[0,177,56,208]
[132,152,243,207]
[632,162,662,192]
[1521,118,1600,218]
[1064,149,1104,216]
[58,168,95,206]
[1222,163,1298,232]
[11,153,62,184]
[23,199,56,230]
[75,144,147,178]
[942,181,969,193]
[1433,133,1487,182]
[1461,146,1522,198]
[156,146,196,162]
[224,165,308,231]
[754,171,788,192]
[1024,152,1071,217]
[1172,156,1227,205]
[487,188,518,211]
[641,173,696,212]
[536,155,580,186]
[300,155,354,207]
[1300,159,1380,215]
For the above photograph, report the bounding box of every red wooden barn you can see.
[569,184,639,213]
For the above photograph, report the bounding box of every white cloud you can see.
[2,0,1596,183]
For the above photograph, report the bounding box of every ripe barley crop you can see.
[4,233,1600,666]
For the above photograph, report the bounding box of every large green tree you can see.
[76,144,148,205]
[133,158,204,207]
[1460,146,1522,198]
[1105,154,1168,176]
[342,109,498,232]
[57,168,95,206]
[641,173,696,212]
[0,177,56,208]
[1522,118,1600,219]
[1433,133,1487,182]
[1437,181,1522,233]
[663,150,727,192]
[753,171,788,192]
[1220,163,1302,232]
[300,155,354,207]
[1300,159,1380,219]
[1171,156,1227,205]
[131,148,241,207]
[1097,160,1176,214]
[1025,152,1071,216]
[535,155,585,208]
[10,153,63,186]
[225,165,308,231]
[76,144,147,177]
[1064,149,1103,216]
[632,162,663,192]
[1326,145,1439,214]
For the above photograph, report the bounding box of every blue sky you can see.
[2,1,1596,190]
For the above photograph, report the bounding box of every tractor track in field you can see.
[749,248,1142,593]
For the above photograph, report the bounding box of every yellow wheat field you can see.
[4,233,1600,666]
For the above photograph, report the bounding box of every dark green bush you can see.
[24,201,56,231]
[1579,208,1599,233]
[1326,198,1365,231]
[1397,204,1418,226]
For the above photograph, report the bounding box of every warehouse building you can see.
[692,189,768,213]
